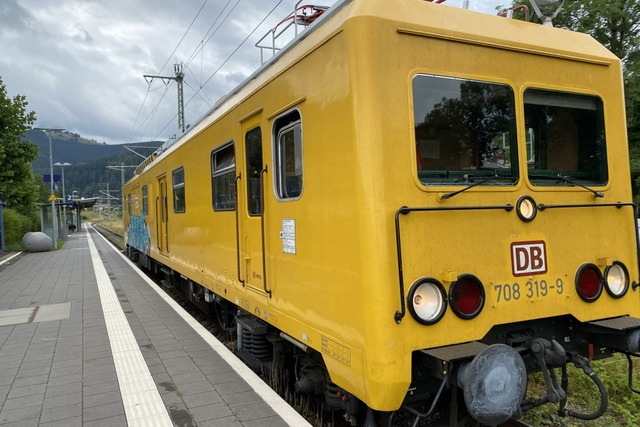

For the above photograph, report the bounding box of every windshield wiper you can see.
[530,174,604,198]
[441,173,518,200]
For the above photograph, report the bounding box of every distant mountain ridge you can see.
[26,129,162,201]
[27,129,142,173]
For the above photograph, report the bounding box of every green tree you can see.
[0,76,39,216]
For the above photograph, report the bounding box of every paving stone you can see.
[47,372,82,387]
[243,415,290,427]
[1,392,44,411]
[44,381,83,398]
[232,401,277,421]
[82,401,125,422]
[7,383,47,399]
[49,364,81,378]
[83,390,121,408]
[181,390,224,408]
[0,404,42,424]
[189,401,234,423]
[82,414,127,427]
[40,415,83,427]
[40,402,82,423]
[43,391,82,409]
[176,380,216,396]
[82,379,120,397]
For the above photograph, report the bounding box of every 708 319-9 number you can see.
[494,278,564,303]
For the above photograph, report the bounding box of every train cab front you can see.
[392,209,640,425]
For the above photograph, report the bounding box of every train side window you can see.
[172,167,186,213]
[211,143,236,211]
[127,193,132,216]
[246,127,263,216]
[274,110,302,200]
[412,74,518,185]
[142,185,148,215]
[524,89,607,186]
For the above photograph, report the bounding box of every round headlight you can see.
[605,261,629,298]
[575,263,603,302]
[516,195,537,222]
[407,279,447,325]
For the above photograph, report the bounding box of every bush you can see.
[2,208,34,250]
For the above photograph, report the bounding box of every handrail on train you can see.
[255,1,328,64]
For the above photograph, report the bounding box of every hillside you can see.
[26,130,162,202]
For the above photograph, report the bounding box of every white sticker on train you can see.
[281,219,296,254]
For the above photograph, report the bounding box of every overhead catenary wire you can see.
[135,1,291,143]
[127,0,210,143]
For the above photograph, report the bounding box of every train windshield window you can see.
[172,167,186,213]
[524,89,608,186]
[211,143,237,211]
[274,111,303,200]
[413,75,518,185]
[142,185,148,215]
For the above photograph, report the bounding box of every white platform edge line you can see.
[0,252,23,266]
[86,228,173,427]
[90,225,312,427]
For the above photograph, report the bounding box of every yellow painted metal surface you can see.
[124,0,638,411]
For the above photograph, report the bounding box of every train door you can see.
[157,174,169,254]
[240,114,268,295]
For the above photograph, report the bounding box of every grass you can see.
[523,353,640,426]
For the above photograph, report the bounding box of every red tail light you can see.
[576,264,603,302]
[450,275,485,319]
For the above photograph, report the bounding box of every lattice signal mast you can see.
[144,63,185,133]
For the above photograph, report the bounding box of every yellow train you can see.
[124,0,640,425]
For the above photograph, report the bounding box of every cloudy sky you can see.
[1,0,507,145]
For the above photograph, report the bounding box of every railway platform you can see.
[0,226,309,427]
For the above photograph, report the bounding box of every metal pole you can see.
[61,165,66,224]
[35,127,64,249]
[48,132,58,249]
[0,192,5,253]
[55,162,71,226]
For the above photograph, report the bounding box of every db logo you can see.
[511,241,547,277]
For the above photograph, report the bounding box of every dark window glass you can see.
[245,127,263,216]
[172,167,186,213]
[524,89,607,186]
[142,185,148,215]
[211,143,237,211]
[413,75,518,185]
[275,111,303,199]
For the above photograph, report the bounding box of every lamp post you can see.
[54,162,71,227]
[34,127,65,249]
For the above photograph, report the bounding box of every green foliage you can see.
[2,207,34,250]
[0,76,39,216]
[522,354,640,425]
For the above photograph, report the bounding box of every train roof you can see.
[133,0,619,177]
